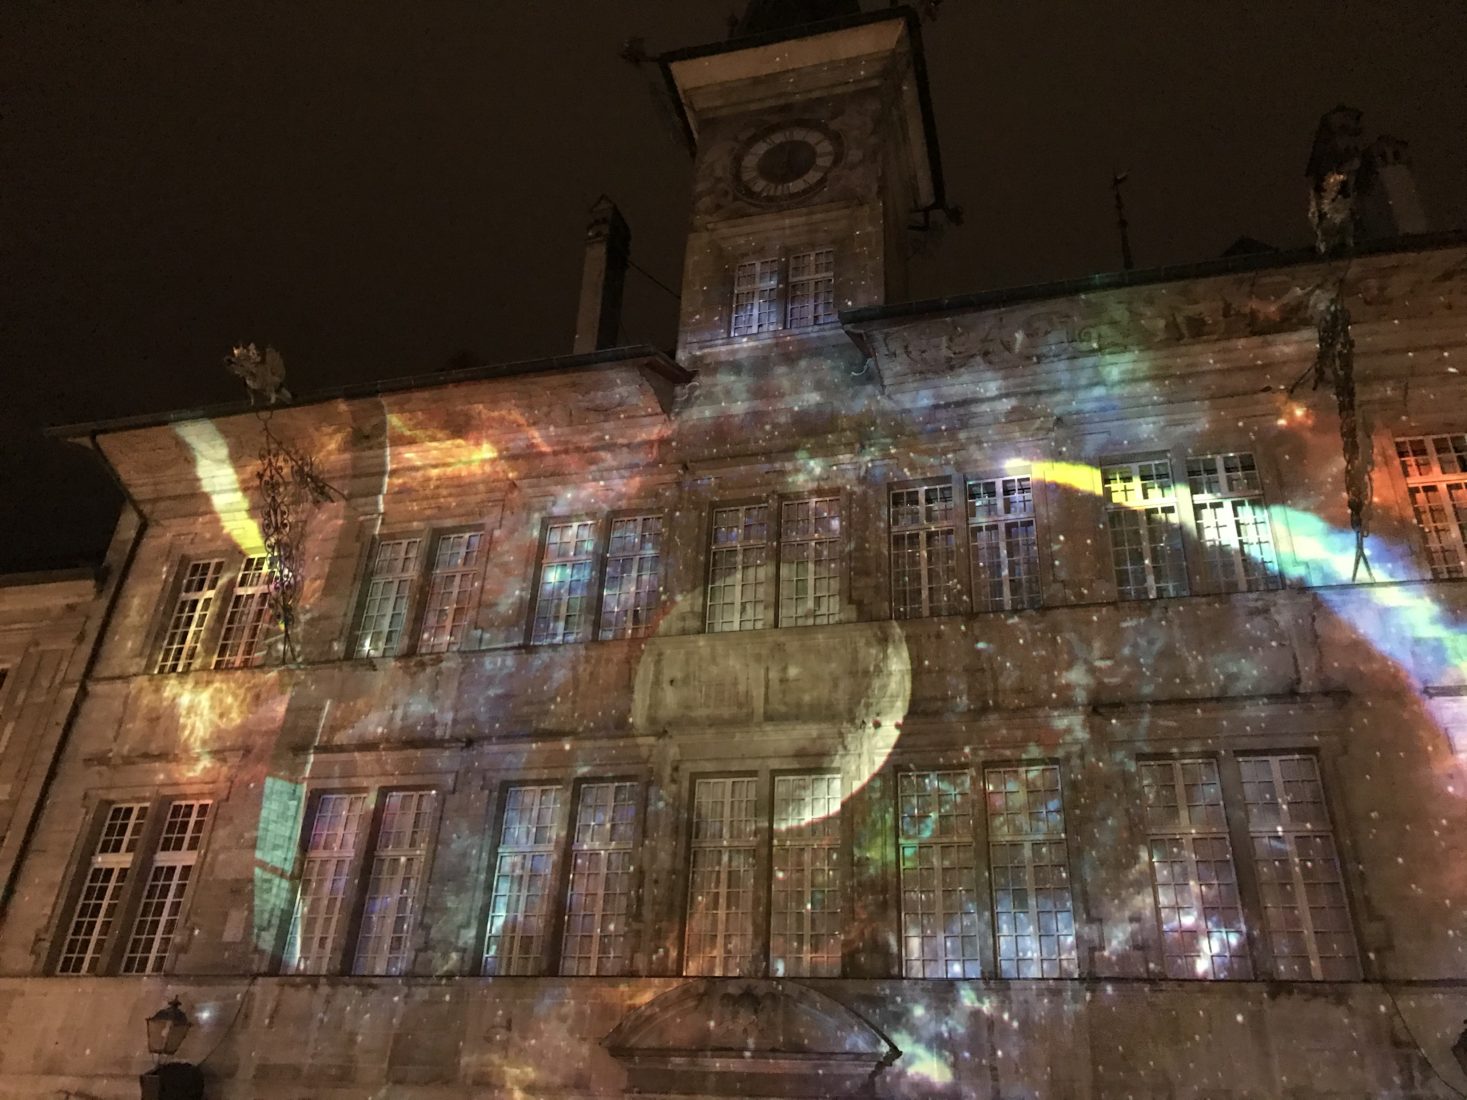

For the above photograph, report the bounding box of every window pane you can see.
[968,477,1041,611]
[354,539,423,658]
[1103,462,1188,599]
[1186,454,1280,592]
[57,803,150,974]
[779,497,842,626]
[985,766,1076,978]
[685,777,758,976]
[786,248,835,329]
[599,516,663,639]
[120,801,211,975]
[732,258,782,336]
[1396,435,1467,578]
[707,506,769,633]
[532,522,597,645]
[418,533,484,654]
[285,793,368,974]
[213,556,273,668]
[560,782,639,975]
[1138,759,1249,979]
[354,791,437,976]
[898,771,981,979]
[1239,755,1359,979]
[157,560,224,673]
[771,774,842,977]
[890,486,958,618]
[484,785,563,975]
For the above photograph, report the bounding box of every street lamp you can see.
[140,997,203,1100]
[145,998,190,1062]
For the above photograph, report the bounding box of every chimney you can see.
[1357,135,1428,239]
[573,196,631,354]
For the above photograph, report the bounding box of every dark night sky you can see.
[3,2,1464,572]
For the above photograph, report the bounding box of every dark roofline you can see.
[840,229,1467,329]
[47,344,691,441]
[657,5,945,210]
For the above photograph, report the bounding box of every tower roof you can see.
[734,0,862,37]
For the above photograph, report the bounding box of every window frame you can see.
[476,774,649,977]
[347,525,489,659]
[677,767,850,980]
[526,510,668,647]
[728,246,838,339]
[49,793,216,976]
[1100,455,1192,601]
[966,470,1045,613]
[151,553,277,674]
[1183,451,1284,595]
[279,783,444,977]
[1393,431,1467,579]
[703,491,850,634]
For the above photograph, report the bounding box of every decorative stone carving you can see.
[603,979,899,1097]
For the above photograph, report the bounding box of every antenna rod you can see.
[1112,171,1134,271]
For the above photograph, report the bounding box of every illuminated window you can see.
[599,516,663,640]
[561,781,639,976]
[771,774,842,977]
[353,790,437,976]
[786,249,836,329]
[707,506,770,632]
[732,258,782,336]
[968,476,1042,612]
[1186,453,1281,592]
[418,532,484,654]
[1103,460,1189,599]
[898,770,982,978]
[685,777,759,976]
[984,765,1077,978]
[532,521,598,645]
[283,788,438,976]
[1138,759,1249,979]
[479,780,642,977]
[213,555,272,669]
[890,485,959,618]
[57,799,212,976]
[730,250,836,337]
[156,559,224,673]
[353,538,423,657]
[1239,755,1359,980]
[1396,433,1467,578]
[779,497,842,626]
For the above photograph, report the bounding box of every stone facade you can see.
[2,7,1466,1100]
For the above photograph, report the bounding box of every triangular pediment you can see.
[604,979,898,1097]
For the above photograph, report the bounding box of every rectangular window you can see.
[786,248,836,329]
[968,476,1041,611]
[56,803,151,974]
[732,258,782,336]
[890,485,959,618]
[560,781,639,976]
[353,790,437,976]
[770,774,842,977]
[1104,460,1189,599]
[483,785,564,975]
[1396,433,1467,578]
[1138,759,1249,979]
[285,793,368,974]
[1186,453,1281,592]
[1239,754,1359,980]
[685,777,759,976]
[779,497,842,626]
[213,555,272,669]
[707,506,770,633]
[156,560,225,673]
[354,538,423,658]
[418,533,484,654]
[120,801,211,975]
[531,521,598,645]
[599,516,663,640]
[898,770,981,978]
[984,765,1077,978]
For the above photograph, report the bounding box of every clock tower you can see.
[657,4,945,370]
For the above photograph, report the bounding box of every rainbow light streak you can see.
[175,420,266,553]
[1017,457,1467,692]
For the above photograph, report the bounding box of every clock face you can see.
[732,121,843,206]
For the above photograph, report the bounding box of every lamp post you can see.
[140,997,204,1100]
